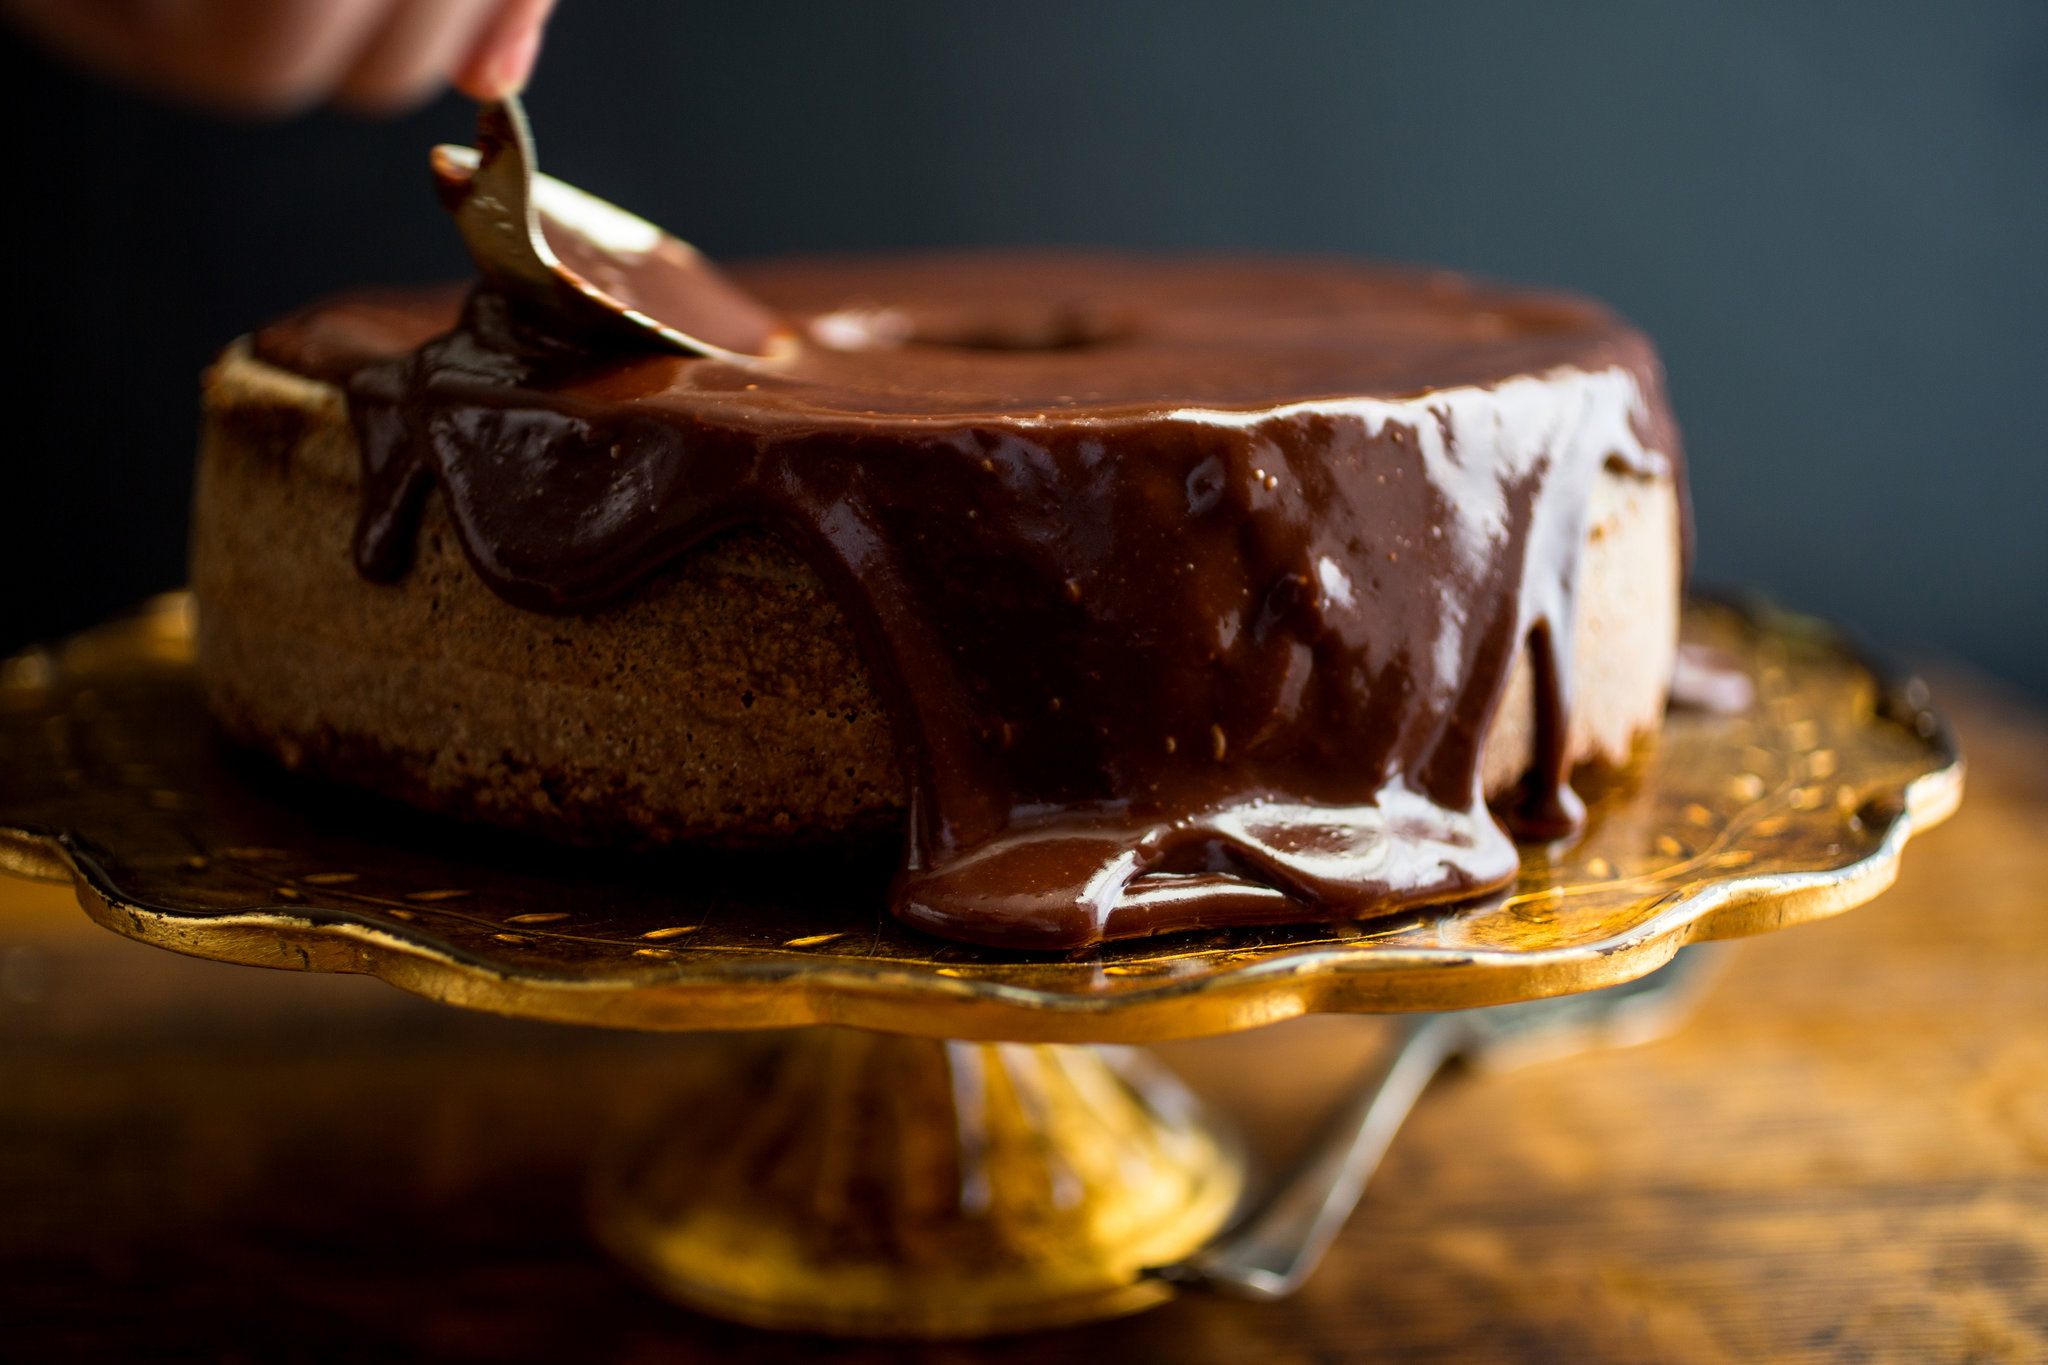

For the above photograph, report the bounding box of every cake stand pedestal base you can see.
[588,1028,1243,1338]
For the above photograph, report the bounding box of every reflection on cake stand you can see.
[0,595,1960,1337]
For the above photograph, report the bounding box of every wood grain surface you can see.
[2,672,2042,1364]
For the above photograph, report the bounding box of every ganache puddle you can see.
[263,254,1682,950]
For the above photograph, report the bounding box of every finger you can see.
[213,0,413,112]
[453,0,558,101]
[3,0,397,113]
[334,0,504,112]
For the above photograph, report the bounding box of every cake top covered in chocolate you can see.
[259,251,1658,421]
[252,252,1681,950]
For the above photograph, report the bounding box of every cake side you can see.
[193,344,902,845]
[192,342,1680,847]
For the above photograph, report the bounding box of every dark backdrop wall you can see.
[6,1,2044,696]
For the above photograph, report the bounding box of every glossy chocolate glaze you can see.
[252,252,1682,950]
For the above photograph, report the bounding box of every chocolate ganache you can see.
[252,252,1683,950]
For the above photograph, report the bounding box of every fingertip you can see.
[455,0,552,101]
[458,25,539,99]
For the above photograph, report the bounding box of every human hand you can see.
[3,0,558,114]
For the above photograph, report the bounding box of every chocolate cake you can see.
[192,252,1686,949]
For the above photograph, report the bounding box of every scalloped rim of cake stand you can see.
[0,595,1963,1044]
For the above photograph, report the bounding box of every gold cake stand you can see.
[0,594,1960,1338]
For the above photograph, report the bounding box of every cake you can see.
[192,252,1686,949]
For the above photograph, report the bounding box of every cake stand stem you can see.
[587,1026,1244,1338]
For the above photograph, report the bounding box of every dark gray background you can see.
[6,1,2044,696]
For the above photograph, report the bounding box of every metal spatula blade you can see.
[431,95,791,361]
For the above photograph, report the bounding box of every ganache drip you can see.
[259,254,1682,949]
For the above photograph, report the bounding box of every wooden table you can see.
[3,672,2043,1363]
